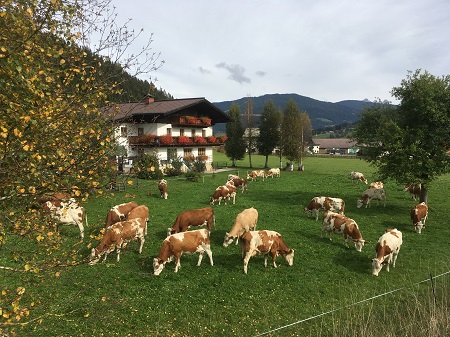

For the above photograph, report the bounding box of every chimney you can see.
[144,94,155,104]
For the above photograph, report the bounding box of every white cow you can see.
[357,188,386,208]
[371,229,403,276]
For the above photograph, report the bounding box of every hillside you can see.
[212,93,375,131]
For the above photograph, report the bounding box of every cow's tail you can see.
[84,210,88,227]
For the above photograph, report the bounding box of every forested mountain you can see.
[212,93,376,132]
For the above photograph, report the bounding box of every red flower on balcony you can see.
[207,135,217,143]
[218,135,227,143]
[177,135,191,145]
[159,134,173,145]
[187,117,197,124]
[200,117,212,126]
[194,136,207,144]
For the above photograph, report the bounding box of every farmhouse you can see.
[105,95,230,171]
[311,138,359,155]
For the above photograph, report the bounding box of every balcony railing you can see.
[170,116,212,127]
[129,135,227,147]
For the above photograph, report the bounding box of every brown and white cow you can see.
[89,217,147,265]
[223,207,258,247]
[227,176,248,193]
[357,188,386,208]
[321,211,367,252]
[266,168,281,178]
[153,229,214,275]
[247,170,266,181]
[158,179,168,199]
[167,207,215,236]
[304,196,345,221]
[104,201,139,228]
[36,191,72,205]
[127,205,149,235]
[404,183,422,200]
[371,228,403,276]
[369,181,384,189]
[43,198,87,239]
[350,171,368,184]
[210,185,235,205]
[410,202,428,234]
[239,230,294,274]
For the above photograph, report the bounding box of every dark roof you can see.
[312,138,358,149]
[104,97,230,124]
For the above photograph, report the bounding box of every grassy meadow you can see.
[5,152,450,336]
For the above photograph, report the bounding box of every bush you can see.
[133,153,164,180]
[168,156,184,176]
[192,157,206,173]
[185,170,201,182]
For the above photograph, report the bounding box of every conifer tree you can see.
[257,100,282,168]
[225,102,246,166]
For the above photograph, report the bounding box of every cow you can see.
[104,201,139,228]
[43,198,87,239]
[321,211,367,252]
[371,228,403,276]
[89,217,147,265]
[153,229,214,275]
[225,180,237,199]
[228,174,240,181]
[304,196,345,221]
[158,179,168,199]
[210,185,234,205]
[247,170,266,181]
[167,207,215,236]
[410,202,428,234]
[357,188,386,208]
[223,207,258,247]
[239,230,294,274]
[369,181,384,189]
[404,183,422,200]
[36,191,71,205]
[227,176,248,193]
[127,205,149,235]
[266,168,281,178]
[350,171,368,184]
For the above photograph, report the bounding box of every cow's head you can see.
[167,228,175,237]
[222,232,235,247]
[153,258,165,276]
[88,248,101,265]
[414,221,424,234]
[304,207,312,217]
[353,239,367,252]
[356,199,364,209]
[371,258,388,276]
[284,249,295,266]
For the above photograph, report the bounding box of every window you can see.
[120,126,127,137]
[191,129,196,137]
[198,148,206,156]
[167,148,177,161]
[167,128,172,135]
[184,148,192,157]
[137,148,145,157]
[179,129,185,136]
[138,128,144,136]
[202,130,206,137]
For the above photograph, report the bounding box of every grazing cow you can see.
[210,185,235,205]
[167,207,215,236]
[228,174,240,181]
[321,211,367,252]
[371,228,403,276]
[357,188,386,208]
[404,183,422,200]
[158,179,168,199]
[350,171,368,184]
[410,202,428,234]
[240,230,294,274]
[89,218,147,265]
[43,198,87,239]
[304,196,345,221]
[266,168,281,178]
[223,207,258,247]
[153,229,214,275]
[225,180,238,198]
[247,170,266,181]
[127,205,149,235]
[104,201,139,228]
[369,181,384,189]
[227,176,248,193]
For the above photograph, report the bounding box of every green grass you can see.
[4,153,450,336]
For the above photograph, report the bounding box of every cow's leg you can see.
[243,254,251,274]
[343,234,350,248]
[392,247,400,268]
[138,236,145,254]
[385,254,393,272]
[232,193,235,204]
[204,245,214,266]
[116,247,121,262]
[264,255,268,268]
[313,209,319,221]
[174,253,182,272]
[197,251,204,266]
[76,219,85,239]
[271,251,278,268]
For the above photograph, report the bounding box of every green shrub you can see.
[133,153,163,180]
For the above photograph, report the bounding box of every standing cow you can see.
[104,201,139,228]
[371,228,403,276]
[167,207,215,236]
[158,179,168,199]
[223,207,258,247]
[410,202,428,234]
[240,230,294,274]
[305,196,345,221]
[43,198,87,239]
[153,229,214,275]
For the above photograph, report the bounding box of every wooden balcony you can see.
[129,135,226,147]
[170,116,212,127]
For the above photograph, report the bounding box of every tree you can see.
[257,100,282,168]
[245,97,255,168]
[280,99,312,170]
[0,0,163,328]
[352,70,450,202]
[225,102,246,166]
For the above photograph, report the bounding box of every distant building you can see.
[312,138,359,155]
[104,95,230,172]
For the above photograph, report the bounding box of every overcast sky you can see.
[107,0,449,104]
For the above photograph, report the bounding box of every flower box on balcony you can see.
[187,117,197,124]
[159,134,173,145]
[207,136,217,143]
[194,136,207,144]
[177,135,191,145]
[200,117,212,126]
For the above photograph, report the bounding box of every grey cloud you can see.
[198,66,211,74]
[255,71,266,77]
[216,62,251,84]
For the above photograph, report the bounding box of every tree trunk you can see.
[420,185,428,204]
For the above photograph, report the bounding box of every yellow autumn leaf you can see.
[16,287,25,295]
[36,235,44,242]
[101,296,106,302]
[84,313,89,318]
[55,272,60,277]
[23,144,29,151]
[127,180,133,185]
[14,128,22,137]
